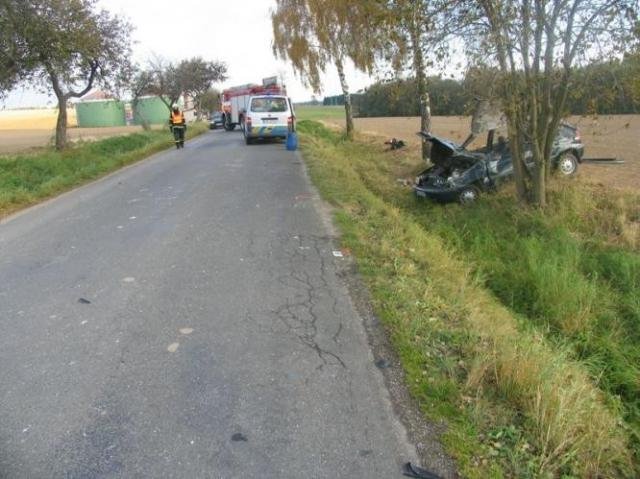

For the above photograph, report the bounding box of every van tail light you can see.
[246,116,252,127]
[287,116,294,131]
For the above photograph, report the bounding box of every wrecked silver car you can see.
[414,103,585,203]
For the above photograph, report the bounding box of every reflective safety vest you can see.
[171,111,185,126]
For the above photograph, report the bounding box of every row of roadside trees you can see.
[0,0,227,149]
[348,54,640,118]
[271,0,639,207]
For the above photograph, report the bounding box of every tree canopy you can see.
[272,0,386,137]
[450,0,639,206]
[133,56,227,118]
[178,57,227,118]
[0,0,133,149]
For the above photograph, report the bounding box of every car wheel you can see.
[458,186,480,204]
[556,152,578,176]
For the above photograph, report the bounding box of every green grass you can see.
[413,190,640,464]
[297,120,638,477]
[294,104,345,121]
[0,122,208,217]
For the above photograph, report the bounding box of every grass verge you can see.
[297,120,638,477]
[0,122,208,218]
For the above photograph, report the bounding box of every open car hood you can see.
[417,132,460,154]
[416,131,482,169]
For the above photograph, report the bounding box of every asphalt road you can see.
[0,130,417,478]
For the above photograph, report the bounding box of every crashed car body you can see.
[414,120,585,203]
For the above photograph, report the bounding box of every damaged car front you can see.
[414,134,493,203]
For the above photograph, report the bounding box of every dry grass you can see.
[401,213,632,477]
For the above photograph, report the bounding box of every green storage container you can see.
[75,100,126,127]
[133,97,171,126]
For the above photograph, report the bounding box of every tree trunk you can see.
[48,63,97,150]
[419,89,431,160]
[49,70,68,151]
[335,57,354,139]
[532,159,547,207]
[409,6,430,160]
[55,94,68,150]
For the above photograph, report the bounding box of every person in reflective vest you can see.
[169,105,186,149]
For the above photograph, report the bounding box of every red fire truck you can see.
[221,77,286,131]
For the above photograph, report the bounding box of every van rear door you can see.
[247,96,290,138]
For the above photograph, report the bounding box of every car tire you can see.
[458,186,480,204]
[556,152,579,176]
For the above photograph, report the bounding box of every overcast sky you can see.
[2,0,374,108]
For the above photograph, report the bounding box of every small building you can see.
[132,96,171,126]
[74,90,126,128]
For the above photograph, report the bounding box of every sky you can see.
[2,0,374,109]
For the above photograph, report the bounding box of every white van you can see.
[243,95,295,145]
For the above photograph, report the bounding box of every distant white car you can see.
[242,95,295,145]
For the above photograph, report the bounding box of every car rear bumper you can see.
[246,125,288,138]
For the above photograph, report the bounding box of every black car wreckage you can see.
[414,103,585,203]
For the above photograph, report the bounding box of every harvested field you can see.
[0,126,164,155]
[0,108,166,155]
[325,115,639,191]
[0,108,78,129]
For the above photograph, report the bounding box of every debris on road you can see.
[78,298,91,304]
[385,138,406,150]
[402,462,444,479]
[231,432,248,442]
[581,157,625,165]
[374,358,391,369]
